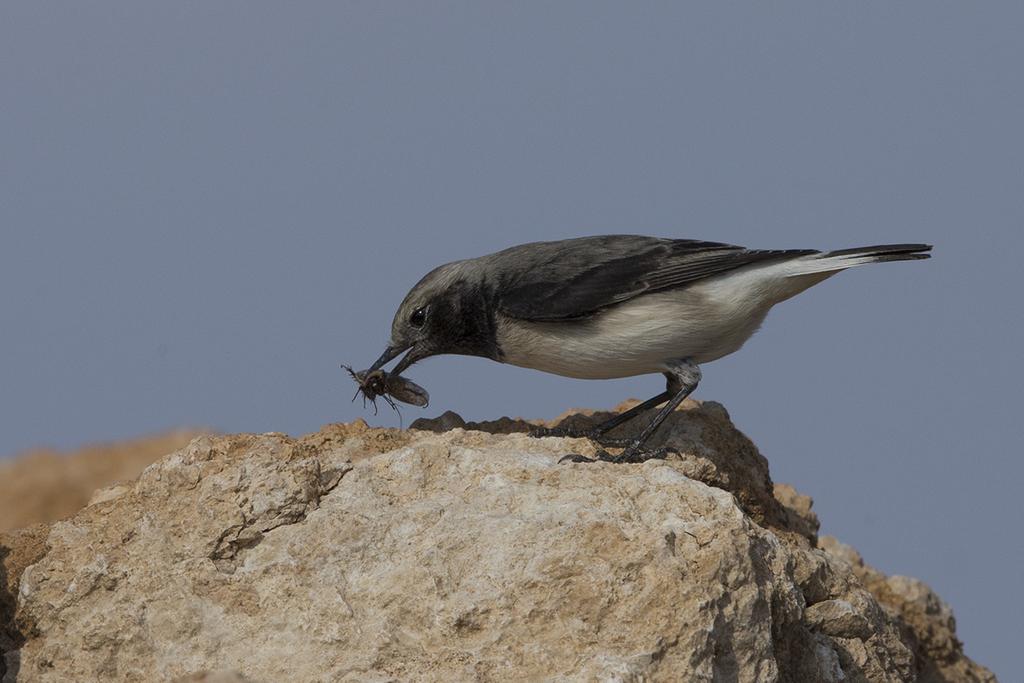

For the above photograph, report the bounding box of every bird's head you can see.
[368,262,496,376]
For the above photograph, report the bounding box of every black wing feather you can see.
[491,235,816,321]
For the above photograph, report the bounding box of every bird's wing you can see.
[491,235,817,321]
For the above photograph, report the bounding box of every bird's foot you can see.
[530,426,634,448]
[557,447,669,465]
[558,452,597,463]
[613,446,669,464]
[529,425,588,439]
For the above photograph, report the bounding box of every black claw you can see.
[557,446,670,465]
[614,447,669,464]
[557,453,596,464]
[559,449,619,464]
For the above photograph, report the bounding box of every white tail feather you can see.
[785,253,886,277]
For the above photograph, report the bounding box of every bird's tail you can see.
[787,243,932,276]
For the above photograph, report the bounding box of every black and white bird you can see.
[367,235,931,462]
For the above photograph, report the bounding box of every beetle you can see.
[342,364,429,417]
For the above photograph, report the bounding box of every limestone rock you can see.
[2,404,993,682]
[414,399,802,544]
[173,672,254,683]
[819,538,996,683]
[0,525,48,682]
[804,600,873,639]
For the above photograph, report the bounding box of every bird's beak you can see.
[389,345,425,376]
[369,342,429,377]
[368,345,407,373]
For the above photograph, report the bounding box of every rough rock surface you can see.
[1,402,994,682]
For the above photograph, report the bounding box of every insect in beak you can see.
[342,364,430,425]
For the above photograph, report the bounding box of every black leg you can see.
[614,359,701,463]
[531,389,672,443]
[559,359,702,464]
[587,390,673,438]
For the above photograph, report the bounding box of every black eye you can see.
[409,306,427,328]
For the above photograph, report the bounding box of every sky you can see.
[1,3,1021,677]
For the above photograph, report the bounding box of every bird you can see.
[366,235,931,463]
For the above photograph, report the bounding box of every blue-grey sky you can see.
[2,3,1021,677]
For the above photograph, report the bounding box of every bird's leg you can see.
[582,390,673,445]
[530,390,672,443]
[614,360,701,463]
[560,360,701,464]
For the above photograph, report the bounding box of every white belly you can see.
[495,262,833,379]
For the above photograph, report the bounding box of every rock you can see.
[0,524,49,682]
[173,672,254,683]
[0,431,205,532]
[410,409,467,432]
[773,482,821,542]
[804,600,873,639]
[2,403,994,682]
[418,399,801,543]
[819,538,996,682]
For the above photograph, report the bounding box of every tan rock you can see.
[414,400,801,544]
[819,537,996,682]
[2,404,994,682]
[0,430,205,532]
[173,672,254,683]
[804,599,873,639]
